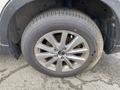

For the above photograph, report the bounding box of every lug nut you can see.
[54,48,58,51]
[63,47,66,50]
[61,57,64,59]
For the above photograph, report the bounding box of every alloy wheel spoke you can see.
[36,53,56,59]
[45,57,58,67]
[66,55,86,61]
[36,43,54,53]
[45,33,59,49]
[64,57,74,69]
[59,32,68,49]
[67,48,88,54]
[66,36,82,51]
[56,59,63,72]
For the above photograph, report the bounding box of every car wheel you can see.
[21,9,103,77]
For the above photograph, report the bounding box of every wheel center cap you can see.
[58,51,66,59]
[58,51,65,55]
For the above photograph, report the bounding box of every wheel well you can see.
[8,0,119,54]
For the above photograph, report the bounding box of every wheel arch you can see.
[0,0,120,58]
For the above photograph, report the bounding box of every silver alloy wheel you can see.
[34,30,89,72]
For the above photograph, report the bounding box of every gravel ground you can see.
[0,53,120,90]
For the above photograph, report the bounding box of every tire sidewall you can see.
[22,16,98,77]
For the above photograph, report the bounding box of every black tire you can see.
[21,9,103,77]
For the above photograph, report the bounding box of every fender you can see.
[101,0,120,53]
[0,0,33,57]
[0,0,120,57]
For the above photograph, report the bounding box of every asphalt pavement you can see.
[0,53,120,90]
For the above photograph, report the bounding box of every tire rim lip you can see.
[34,30,90,72]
